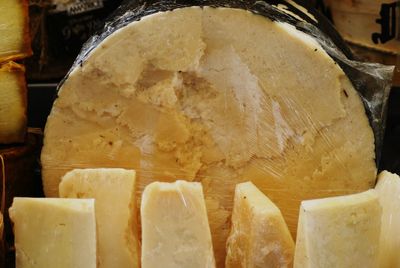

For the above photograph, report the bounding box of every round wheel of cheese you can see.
[41,1,377,265]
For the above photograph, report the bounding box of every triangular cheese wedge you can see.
[226,182,294,268]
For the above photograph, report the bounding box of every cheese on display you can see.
[0,62,26,144]
[41,3,377,265]
[59,168,140,268]
[375,171,400,268]
[9,198,97,268]
[226,182,294,268]
[0,0,31,62]
[141,180,215,268]
[294,190,381,268]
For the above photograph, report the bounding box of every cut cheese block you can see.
[0,0,31,62]
[141,180,215,268]
[226,182,294,268]
[375,171,400,268]
[0,62,27,144]
[59,168,140,268]
[9,198,97,268]
[294,190,381,268]
[41,2,377,265]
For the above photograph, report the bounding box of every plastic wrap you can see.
[63,0,394,159]
[41,1,394,266]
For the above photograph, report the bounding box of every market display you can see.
[59,168,140,268]
[226,182,294,268]
[1,0,397,267]
[40,2,383,263]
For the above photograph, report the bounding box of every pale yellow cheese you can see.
[141,180,216,268]
[9,198,96,268]
[226,182,294,268]
[41,6,376,266]
[0,62,26,143]
[59,168,140,268]
[294,190,381,268]
[375,171,400,268]
[0,0,31,62]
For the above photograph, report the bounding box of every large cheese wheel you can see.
[42,2,376,266]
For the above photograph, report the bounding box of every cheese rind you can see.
[294,189,381,268]
[141,180,216,268]
[226,182,294,268]
[59,168,140,268]
[375,171,400,268]
[9,198,96,268]
[0,62,26,144]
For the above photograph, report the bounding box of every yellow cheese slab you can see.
[9,198,96,268]
[226,182,294,268]
[375,171,400,268]
[141,180,216,268]
[294,190,381,268]
[59,168,140,268]
[0,62,26,144]
[0,0,31,62]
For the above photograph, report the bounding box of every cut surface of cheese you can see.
[0,62,26,144]
[41,5,376,265]
[375,171,400,268]
[9,198,96,268]
[141,180,215,268]
[59,168,140,268]
[0,0,31,62]
[294,189,381,268]
[226,181,294,268]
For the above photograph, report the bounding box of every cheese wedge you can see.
[0,0,31,62]
[9,198,96,268]
[375,171,400,268]
[59,168,140,268]
[0,62,27,144]
[294,189,381,268]
[41,4,376,265]
[141,180,216,268]
[226,182,294,268]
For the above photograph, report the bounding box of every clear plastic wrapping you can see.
[42,1,395,266]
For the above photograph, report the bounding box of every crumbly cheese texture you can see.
[0,62,26,143]
[59,168,140,268]
[375,171,400,268]
[9,198,96,268]
[141,181,216,268]
[0,0,31,62]
[294,190,381,268]
[41,7,376,266]
[226,182,294,268]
